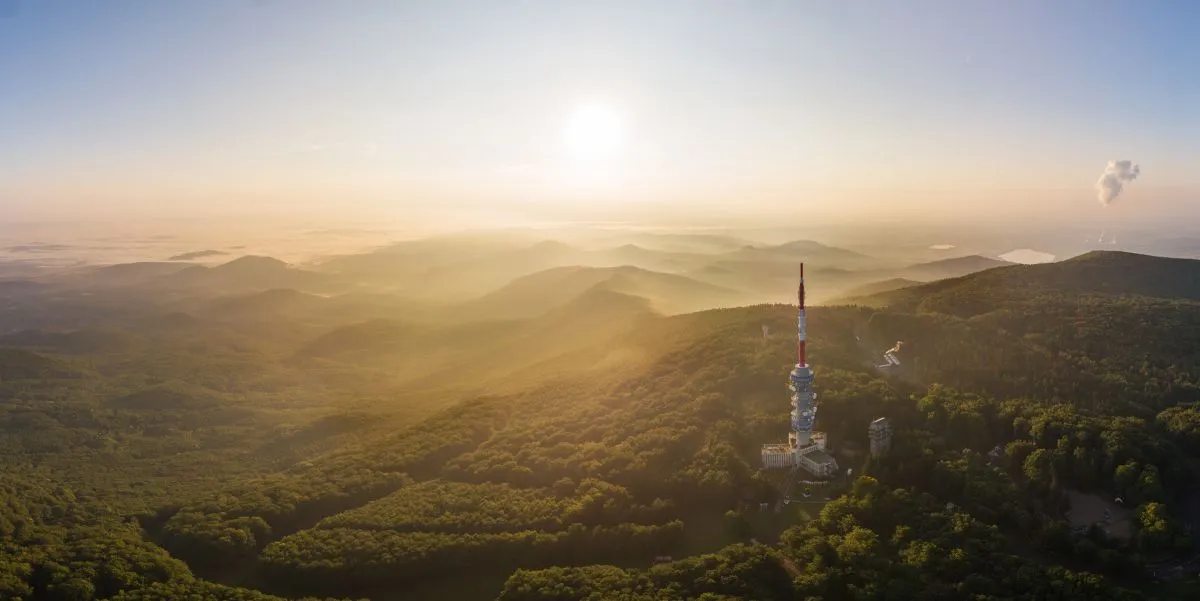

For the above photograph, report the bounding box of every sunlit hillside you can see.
[5,1,1199,599]
[3,245,1200,600]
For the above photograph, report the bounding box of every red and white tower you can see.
[763,263,838,476]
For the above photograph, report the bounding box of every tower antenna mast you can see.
[798,263,806,366]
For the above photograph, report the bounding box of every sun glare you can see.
[562,103,623,162]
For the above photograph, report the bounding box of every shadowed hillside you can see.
[0,348,71,380]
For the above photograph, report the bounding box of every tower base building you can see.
[762,441,838,476]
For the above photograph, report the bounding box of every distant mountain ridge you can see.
[168,249,229,261]
[159,255,340,294]
[70,262,194,286]
[464,265,741,319]
[315,239,715,301]
[5,237,1024,330]
[724,239,875,267]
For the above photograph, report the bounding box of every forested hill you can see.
[868,251,1200,314]
[899,254,1013,281]
[4,248,1200,600]
[859,252,1200,414]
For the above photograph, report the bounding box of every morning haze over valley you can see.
[2,2,1199,601]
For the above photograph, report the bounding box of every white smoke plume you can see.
[1096,160,1140,206]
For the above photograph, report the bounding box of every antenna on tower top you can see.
[798,263,805,308]
[797,262,807,366]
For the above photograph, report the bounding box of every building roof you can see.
[799,448,836,465]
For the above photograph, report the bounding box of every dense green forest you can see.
[3,249,1200,600]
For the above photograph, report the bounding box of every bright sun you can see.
[562,103,622,162]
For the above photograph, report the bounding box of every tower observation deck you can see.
[762,263,839,477]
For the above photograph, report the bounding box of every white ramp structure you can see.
[877,341,903,368]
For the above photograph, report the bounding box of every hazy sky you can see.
[1,0,1197,226]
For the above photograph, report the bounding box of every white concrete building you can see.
[796,446,839,477]
[761,443,795,469]
[869,417,892,457]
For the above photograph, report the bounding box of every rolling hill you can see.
[593,244,710,273]
[0,348,75,380]
[304,235,1021,312]
[200,288,328,320]
[301,287,657,364]
[834,277,921,302]
[311,234,548,284]
[315,238,715,302]
[107,383,222,412]
[55,262,194,288]
[393,240,585,300]
[168,250,229,261]
[157,256,340,294]
[463,265,741,319]
[6,242,1200,601]
[295,285,658,392]
[686,261,925,306]
[899,255,1014,281]
[858,251,1200,314]
[721,239,876,268]
[593,231,753,253]
[296,318,430,359]
[0,328,139,354]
